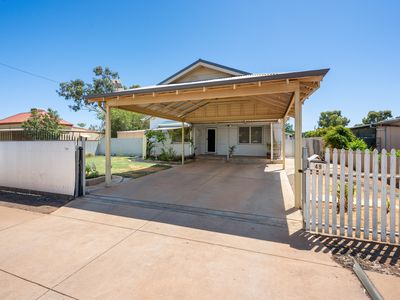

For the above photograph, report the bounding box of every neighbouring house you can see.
[350,117,400,150]
[0,109,102,141]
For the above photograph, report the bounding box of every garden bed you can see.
[85,156,171,179]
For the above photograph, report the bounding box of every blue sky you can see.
[0,0,399,130]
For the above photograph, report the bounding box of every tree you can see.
[96,108,148,137]
[77,122,86,128]
[57,66,121,113]
[22,108,62,139]
[284,122,294,135]
[145,130,167,158]
[323,126,355,149]
[362,110,392,124]
[304,127,330,138]
[317,110,350,128]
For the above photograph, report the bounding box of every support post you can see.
[192,126,196,156]
[142,133,147,159]
[301,146,309,220]
[270,122,274,161]
[181,121,185,165]
[227,125,230,160]
[294,88,302,208]
[105,104,112,186]
[281,119,286,169]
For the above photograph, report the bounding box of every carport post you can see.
[105,104,112,186]
[270,123,274,161]
[281,119,286,169]
[181,121,185,165]
[294,88,302,208]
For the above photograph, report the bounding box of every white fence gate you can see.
[304,148,399,244]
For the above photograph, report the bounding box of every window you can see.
[238,126,262,144]
[239,127,250,143]
[251,127,262,143]
[170,127,191,143]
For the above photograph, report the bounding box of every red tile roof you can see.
[0,109,73,126]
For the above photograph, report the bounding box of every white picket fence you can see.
[304,148,399,244]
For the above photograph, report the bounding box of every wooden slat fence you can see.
[305,148,399,244]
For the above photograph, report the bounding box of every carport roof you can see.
[87,68,329,123]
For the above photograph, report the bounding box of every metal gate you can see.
[303,147,399,244]
[74,139,86,197]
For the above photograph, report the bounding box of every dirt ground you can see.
[0,189,73,214]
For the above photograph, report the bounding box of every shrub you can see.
[323,126,355,149]
[228,145,236,158]
[347,138,367,151]
[336,183,355,213]
[85,163,99,179]
[159,147,177,161]
[145,130,166,158]
[304,127,331,138]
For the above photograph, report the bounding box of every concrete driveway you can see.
[0,160,368,299]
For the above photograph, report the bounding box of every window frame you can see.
[238,126,263,145]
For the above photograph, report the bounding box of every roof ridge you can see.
[158,59,250,85]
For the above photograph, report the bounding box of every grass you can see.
[86,156,171,179]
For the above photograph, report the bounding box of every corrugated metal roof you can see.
[87,68,329,100]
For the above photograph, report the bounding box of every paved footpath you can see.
[0,201,369,300]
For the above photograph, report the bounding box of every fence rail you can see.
[305,148,399,244]
[0,130,79,141]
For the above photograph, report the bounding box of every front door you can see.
[207,129,216,153]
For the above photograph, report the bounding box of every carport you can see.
[87,65,328,208]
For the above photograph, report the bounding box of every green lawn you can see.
[86,156,171,179]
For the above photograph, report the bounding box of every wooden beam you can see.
[294,87,302,208]
[284,92,296,119]
[105,104,112,186]
[179,101,210,117]
[281,119,286,169]
[187,114,282,123]
[106,81,299,106]
[121,104,184,122]
[181,121,185,165]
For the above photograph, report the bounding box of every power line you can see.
[0,62,60,84]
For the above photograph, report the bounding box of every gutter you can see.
[352,258,384,300]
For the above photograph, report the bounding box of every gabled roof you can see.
[0,109,73,126]
[89,68,329,99]
[158,59,250,85]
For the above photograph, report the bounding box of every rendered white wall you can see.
[0,141,77,195]
[98,138,143,156]
[85,140,99,155]
[193,123,274,157]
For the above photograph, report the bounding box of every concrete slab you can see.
[55,231,366,300]
[90,160,302,221]
[0,214,131,287]
[140,210,338,267]
[38,290,75,300]
[366,271,400,300]
[0,270,47,300]
[0,205,41,231]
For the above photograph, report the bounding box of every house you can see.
[116,59,286,158]
[351,117,400,150]
[87,58,329,207]
[0,109,102,140]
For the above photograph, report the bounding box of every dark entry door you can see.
[207,129,216,152]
